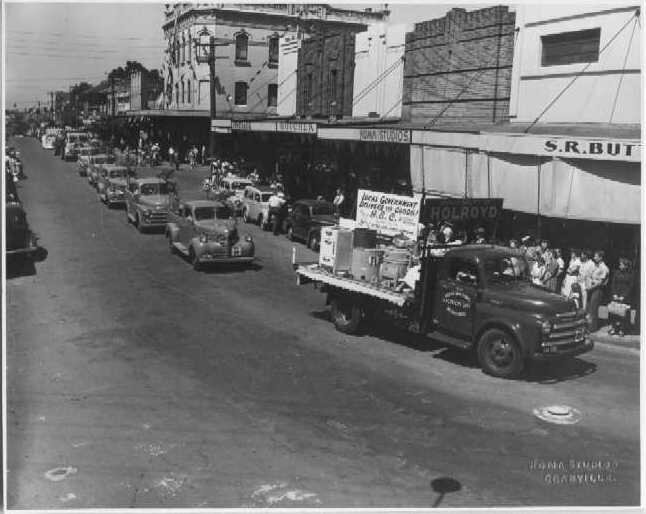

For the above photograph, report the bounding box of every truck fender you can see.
[474,321,528,356]
[166,223,180,241]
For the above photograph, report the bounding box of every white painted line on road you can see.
[44,466,78,482]
[266,489,320,505]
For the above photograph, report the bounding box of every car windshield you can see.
[140,182,173,195]
[109,169,127,178]
[483,254,529,283]
[231,182,251,190]
[261,193,273,202]
[311,203,334,216]
[194,207,216,221]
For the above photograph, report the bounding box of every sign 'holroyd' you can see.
[355,189,421,239]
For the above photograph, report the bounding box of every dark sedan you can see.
[284,199,337,251]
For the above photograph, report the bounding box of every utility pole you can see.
[111,77,116,118]
[197,36,229,159]
[208,36,217,159]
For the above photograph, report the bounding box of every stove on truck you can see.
[294,192,592,379]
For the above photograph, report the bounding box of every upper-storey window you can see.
[235,32,249,63]
[182,34,186,63]
[268,35,279,65]
[541,28,601,66]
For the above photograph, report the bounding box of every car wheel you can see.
[477,328,524,379]
[257,214,264,228]
[286,225,294,241]
[330,295,362,335]
[189,247,201,271]
[308,233,320,252]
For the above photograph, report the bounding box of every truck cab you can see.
[421,245,591,377]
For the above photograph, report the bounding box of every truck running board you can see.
[425,329,472,350]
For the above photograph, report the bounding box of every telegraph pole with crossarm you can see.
[196,36,229,160]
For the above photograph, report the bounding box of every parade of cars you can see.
[9,128,597,381]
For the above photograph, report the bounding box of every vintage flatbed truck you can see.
[294,198,593,378]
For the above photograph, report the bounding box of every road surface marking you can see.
[45,466,78,482]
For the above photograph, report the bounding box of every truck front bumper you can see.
[532,339,594,360]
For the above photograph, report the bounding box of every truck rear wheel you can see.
[330,295,362,335]
[477,328,524,379]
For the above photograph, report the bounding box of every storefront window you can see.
[235,82,248,105]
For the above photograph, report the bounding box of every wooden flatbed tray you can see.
[296,264,413,307]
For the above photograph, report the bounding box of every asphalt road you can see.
[6,137,640,508]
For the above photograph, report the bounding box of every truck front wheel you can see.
[477,328,524,379]
[330,295,362,335]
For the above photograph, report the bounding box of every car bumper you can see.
[198,255,255,264]
[532,339,594,360]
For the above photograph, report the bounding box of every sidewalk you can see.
[589,325,640,351]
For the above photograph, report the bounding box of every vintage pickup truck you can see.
[294,198,593,378]
[125,177,175,232]
[166,199,255,270]
[96,164,134,207]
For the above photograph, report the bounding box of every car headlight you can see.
[540,320,552,335]
[199,233,208,243]
[143,209,152,216]
[244,235,253,242]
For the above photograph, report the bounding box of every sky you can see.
[3,2,498,109]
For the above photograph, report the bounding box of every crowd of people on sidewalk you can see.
[418,222,637,336]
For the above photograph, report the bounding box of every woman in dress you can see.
[561,249,581,298]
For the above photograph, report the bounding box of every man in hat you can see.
[268,190,287,235]
[474,227,487,244]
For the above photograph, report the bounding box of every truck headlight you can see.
[143,208,151,216]
[199,233,208,243]
[540,320,552,335]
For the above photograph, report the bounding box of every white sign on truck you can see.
[355,189,421,239]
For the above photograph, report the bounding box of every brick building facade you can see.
[295,30,359,119]
[402,6,516,125]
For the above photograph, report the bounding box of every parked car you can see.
[96,164,134,207]
[125,177,175,232]
[5,173,38,262]
[87,153,115,182]
[77,146,100,176]
[219,176,253,200]
[166,199,254,270]
[241,185,274,229]
[63,131,89,161]
[284,199,337,251]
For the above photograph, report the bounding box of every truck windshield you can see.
[483,254,529,283]
[312,203,334,215]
